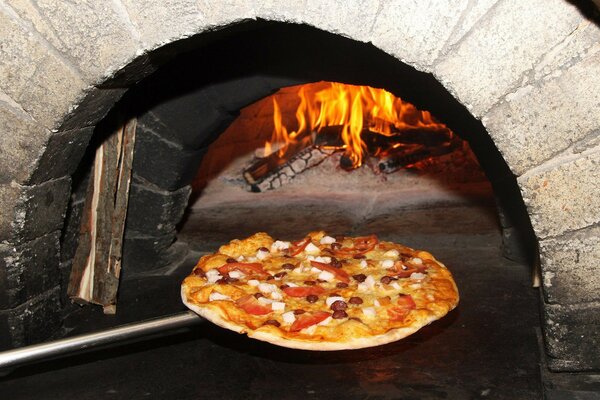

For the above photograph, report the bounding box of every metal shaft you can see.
[0,311,201,372]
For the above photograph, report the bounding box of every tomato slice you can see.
[236,295,273,315]
[218,262,269,278]
[290,311,331,332]
[393,263,427,278]
[397,294,416,309]
[310,260,350,283]
[332,234,378,257]
[282,286,325,297]
[288,237,311,256]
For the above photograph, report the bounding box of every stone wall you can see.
[0,0,599,371]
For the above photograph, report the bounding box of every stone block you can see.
[435,0,584,115]
[125,180,191,237]
[138,90,235,150]
[518,151,600,239]
[0,231,60,309]
[281,0,379,43]
[59,87,126,131]
[484,49,600,175]
[371,0,469,70]
[195,0,255,29]
[539,225,600,305]
[0,184,18,242]
[11,177,72,244]
[543,300,600,371]
[0,96,51,184]
[132,127,207,190]
[28,127,94,184]
[442,0,499,50]
[200,76,276,113]
[121,231,187,274]
[0,7,87,130]
[12,0,140,83]
[120,0,205,48]
[60,198,85,263]
[0,286,61,350]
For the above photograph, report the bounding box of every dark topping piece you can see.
[274,271,287,278]
[306,294,319,303]
[335,236,345,242]
[330,258,342,268]
[330,300,348,311]
[380,276,393,285]
[331,242,342,250]
[226,277,239,283]
[353,254,366,259]
[349,296,363,305]
[304,280,316,286]
[281,263,296,270]
[317,279,327,283]
[332,310,348,319]
[263,319,280,327]
[266,275,275,281]
[216,278,227,284]
[329,293,341,297]
[352,274,367,282]
[336,282,349,289]
[226,257,237,263]
[193,269,206,277]
[254,293,264,299]
[258,247,270,252]
[279,284,290,290]
[293,309,306,315]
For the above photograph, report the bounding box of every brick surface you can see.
[0,231,60,309]
[543,300,600,371]
[484,48,600,175]
[435,0,584,116]
[132,127,207,190]
[0,286,61,350]
[540,225,600,305]
[125,180,191,237]
[120,0,204,48]
[122,231,188,274]
[0,96,51,184]
[11,177,72,244]
[28,127,94,184]
[59,88,126,131]
[0,6,86,130]
[371,0,468,70]
[518,151,600,239]
[12,0,140,82]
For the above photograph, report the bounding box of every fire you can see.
[266,82,447,168]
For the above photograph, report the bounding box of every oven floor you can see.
[0,232,544,399]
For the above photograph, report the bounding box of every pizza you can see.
[181,231,459,350]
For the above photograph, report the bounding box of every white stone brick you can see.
[0,6,87,129]
[121,0,205,48]
[484,48,600,175]
[518,151,600,239]
[18,0,141,82]
[197,0,256,28]
[435,0,585,116]
[371,0,469,70]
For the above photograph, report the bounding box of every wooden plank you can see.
[68,118,136,313]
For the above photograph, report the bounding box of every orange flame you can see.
[267,82,447,167]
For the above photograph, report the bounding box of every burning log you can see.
[244,134,336,192]
[377,134,461,173]
[68,118,136,314]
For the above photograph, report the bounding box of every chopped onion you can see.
[258,297,274,305]
[228,270,244,279]
[318,270,335,282]
[318,316,332,326]
[271,240,290,252]
[412,257,423,265]
[209,292,230,301]
[384,249,399,258]
[320,236,336,245]
[381,259,395,269]
[326,296,345,307]
[258,283,277,293]
[271,301,285,311]
[315,256,331,264]
[256,250,269,260]
[362,307,376,317]
[305,242,320,254]
[282,311,296,324]
[270,291,283,300]
[410,272,426,280]
[248,279,260,287]
[359,259,368,269]
[206,270,222,284]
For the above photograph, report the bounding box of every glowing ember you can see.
[266,82,449,168]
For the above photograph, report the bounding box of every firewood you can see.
[68,118,136,314]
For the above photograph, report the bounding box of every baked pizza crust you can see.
[181,232,459,350]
